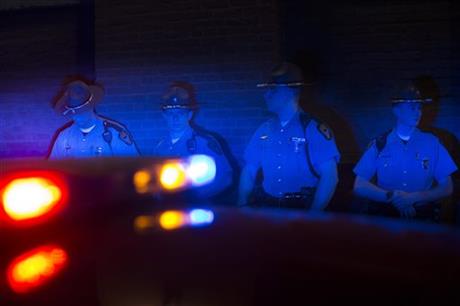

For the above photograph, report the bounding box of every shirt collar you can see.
[275,110,301,128]
[168,126,193,143]
[388,127,421,144]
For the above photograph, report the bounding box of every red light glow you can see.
[0,171,68,226]
[6,244,69,294]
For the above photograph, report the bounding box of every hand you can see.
[391,190,420,209]
[398,205,417,218]
[237,198,248,207]
[391,190,418,219]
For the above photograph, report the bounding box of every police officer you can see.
[353,82,458,220]
[48,77,139,159]
[154,82,233,198]
[237,62,340,210]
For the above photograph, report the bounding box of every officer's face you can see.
[264,86,296,113]
[393,102,422,127]
[162,108,192,132]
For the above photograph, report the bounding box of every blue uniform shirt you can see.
[154,127,233,197]
[244,112,340,197]
[354,129,458,192]
[49,117,139,159]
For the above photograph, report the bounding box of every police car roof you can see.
[1,158,460,305]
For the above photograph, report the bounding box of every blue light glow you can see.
[186,154,216,186]
[189,209,214,226]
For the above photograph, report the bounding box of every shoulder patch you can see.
[317,122,333,140]
[103,119,134,145]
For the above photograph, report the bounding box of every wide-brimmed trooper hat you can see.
[257,62,311,88]
[391,82,432,104]
[161,83,198,110]
[53,79,105,116]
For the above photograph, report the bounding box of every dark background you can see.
[1,0,459,167]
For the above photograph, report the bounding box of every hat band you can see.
[391,98,432,104]
[161,104,194,110]
[256,82,305,88]
[62,93,93,115]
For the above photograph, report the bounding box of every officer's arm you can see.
[353,176,390,203]
[412,176,453,206]
[48,135,64,160]
[237,164,258,206]
[311,159,338,211]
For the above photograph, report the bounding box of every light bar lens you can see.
[186,155,216,186]
[159,163,187,190]
[135,209,215,232]
[159,210,187,230]
[2,177,63,221]
[189,209,215,225]
[157,155,216,191]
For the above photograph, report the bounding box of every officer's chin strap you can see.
[62,93,93,116]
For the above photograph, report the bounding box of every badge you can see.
[290,137,306,153]
[422,158,430,170]
[95,146,103,156]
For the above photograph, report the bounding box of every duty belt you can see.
[251,187,316,209]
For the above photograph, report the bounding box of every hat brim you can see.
[161,104,196,110]
[256,82,311,88]
[54,83,105,115]
[391,98,432,104]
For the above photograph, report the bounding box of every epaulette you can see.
[103,119,134,145]
[299,112,334,140]
[298,112,320,178]
[194,131,223,155]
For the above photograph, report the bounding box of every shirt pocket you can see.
[413,155,433,177]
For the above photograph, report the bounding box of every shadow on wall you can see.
[289,53,361,212]
[291,50,361,163]
[416,75,460,166]
[415,75,460,223]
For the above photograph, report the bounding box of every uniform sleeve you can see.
[434,140,458,182]
[307,121,340,168]
[353,142,378,180]
[48,131,67,160]
[243,124,266,170]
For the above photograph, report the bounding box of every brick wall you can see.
[1,0,458,168]
[0,6,79,158]
[281,0,459,162]
[94,0,280,161]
